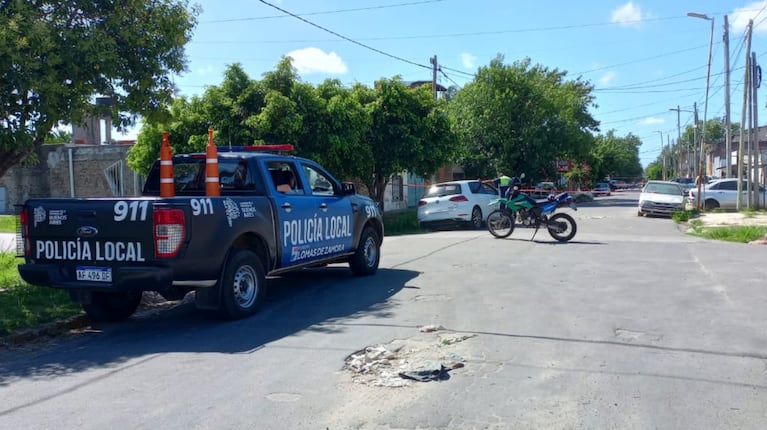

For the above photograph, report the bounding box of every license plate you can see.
[76,266,112,282]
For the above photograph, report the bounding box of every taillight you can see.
[419,200,427,206]
[154,208,185,258]
[18,208,30,257]
[449,195,469,202]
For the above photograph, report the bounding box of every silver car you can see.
[688,178,767,211]
[638,180,685,217]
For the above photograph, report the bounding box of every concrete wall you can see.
[0,144,143,214]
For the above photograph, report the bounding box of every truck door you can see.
[268,160,354,267]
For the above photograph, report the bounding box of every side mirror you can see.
[342,182,357,195]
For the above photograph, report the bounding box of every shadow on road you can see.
[0,267,418,387]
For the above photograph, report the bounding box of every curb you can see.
[0,314,92,349]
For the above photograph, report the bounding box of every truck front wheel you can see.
[82,291,143,322]
[349,227,380,276]
[218,250,266,319]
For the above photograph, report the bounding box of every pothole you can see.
[343,325,476,387]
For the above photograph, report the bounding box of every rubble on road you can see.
[343,326,476,387]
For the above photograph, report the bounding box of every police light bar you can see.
[218,144,295,152]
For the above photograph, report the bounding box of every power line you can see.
[203,0,448,23]
[256,0,431,71]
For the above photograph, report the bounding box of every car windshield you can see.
[643,183,681,195]
[424,184,461,198]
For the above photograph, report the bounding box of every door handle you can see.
[319,203,328,212]
[281,202,292,213]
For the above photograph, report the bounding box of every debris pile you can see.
[343,325,476,387]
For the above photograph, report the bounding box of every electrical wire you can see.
[203,0,448,23]
[256,0,431,71]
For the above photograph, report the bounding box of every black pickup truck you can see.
[16,149,384,321]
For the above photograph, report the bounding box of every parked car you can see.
[593,182,612,196]
[670,177,696,193]
[531,181,557,198]
[638,180,685,217]
[688,178,767,211]
[418,180,500,230]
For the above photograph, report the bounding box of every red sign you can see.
[556,160,572,173]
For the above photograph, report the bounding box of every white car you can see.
[638,180,685,217]
[418,180,501,230]
[688,178,767,211]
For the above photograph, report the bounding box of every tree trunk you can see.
[0,135,44,179]
[365,172,389,213]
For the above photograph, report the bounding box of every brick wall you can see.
[0,144,143,214]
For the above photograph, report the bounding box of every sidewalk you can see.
[0,233,15,253]
[696,212,767,227]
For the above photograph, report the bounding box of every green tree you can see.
[364,78,458,210]
[645,161,663,180]
[1,0,199,177]
[589,130,643,183]
[449,55,598,181]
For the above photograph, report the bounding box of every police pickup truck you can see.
[16,148,383,321]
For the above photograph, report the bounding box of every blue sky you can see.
[118,0,767,168]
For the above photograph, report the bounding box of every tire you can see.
[83,291,143,322]
[547,213,577,242]
[469,206,483,229]
[349,227,380,276]
[637,210,643,217]
[486,209,514,238]
[704,199,719,211]
[218,249,266,320]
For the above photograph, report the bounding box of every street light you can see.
[688,12,714,210]
[670,106,695,178]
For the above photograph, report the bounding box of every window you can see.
[301,164,337,196]
[718,181,737,191]
[268,161,303,195]
[391,175,403,202]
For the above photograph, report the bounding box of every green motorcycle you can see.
[486,177,578,242]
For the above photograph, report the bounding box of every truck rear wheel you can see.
[218,250,266,319]
[83,291,143,322]
[349,227,380,276]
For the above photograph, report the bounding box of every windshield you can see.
[643,183,681,195]
[424,184,461,198]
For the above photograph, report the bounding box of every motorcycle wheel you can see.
[547,213,577,242]
[487,209,514,238]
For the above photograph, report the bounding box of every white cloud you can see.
[599,71,617,86]
[611,2,643,28]
[196,64,215,76]
[638,117,664,125]
[286,47,348,74]
[460,53,477,69]
[731,1,767,34]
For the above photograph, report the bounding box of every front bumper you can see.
[639,202,683,216]
[18,263,174,292]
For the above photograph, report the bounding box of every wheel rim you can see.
[488,212,512,236]
[233,264,258,309]
[472,208,482,227]
[363,236,378,267]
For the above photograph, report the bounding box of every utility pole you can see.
[751,51,759,208]
[659,131,665,180]
[724,15,732,179]
[670,106,684,176]
[430,55,438,99]
[694,102,701,208]
[737,20,752,211]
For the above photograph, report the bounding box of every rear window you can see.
[643,183,682,195]
[144,157,257,195]
[424,184,461,198]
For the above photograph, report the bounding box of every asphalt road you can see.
[2,192,766,430]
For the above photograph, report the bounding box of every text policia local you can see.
[283,215,352,247]
[36,240,146,262]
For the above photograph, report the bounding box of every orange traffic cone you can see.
[205,128,220,196]
[160,131,174,197]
